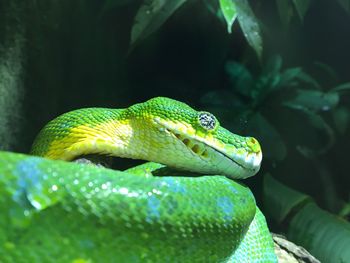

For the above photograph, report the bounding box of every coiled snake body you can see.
[0,97,277,262]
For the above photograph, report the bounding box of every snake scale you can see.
[0,97,277,262]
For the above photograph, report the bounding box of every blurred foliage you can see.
[276,0,312,26]
[264,174,350,262]
[216,0,262,59]
[200,56,350,160]
[130,0,188,47]
[102,0,350,59]
[338,0,350,14]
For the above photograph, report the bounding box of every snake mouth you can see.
[165,127,260,174]
[153,117,261,177]
[172,132,211,159]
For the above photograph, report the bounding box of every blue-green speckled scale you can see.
[0,152,276,262]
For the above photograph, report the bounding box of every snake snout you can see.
[233,137,262,177]
[243,151,262,173]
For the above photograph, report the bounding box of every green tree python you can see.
[0,97,277,262]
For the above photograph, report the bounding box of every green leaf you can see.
[264,174,350,262]
[313,61,339,82]
[263,55,282,76]
[203,0,224,21]
[339,203,350,218]
[233,0,263,59]
[294,71,321,89]
[292,0,311,21]
[263,174,310,223]
[293,109,335,157]
[253,55,283,97]
[252,74,281,101]
[130,0,187,46]
[332,107,350,134]
[279,67,303,87]
[275,0,294,27]
[225,61,254,97]
[219,0,237,33]
[288,202,350,263]
[338,0,350,14]
[331,82,350,93]
[283,89,339,112]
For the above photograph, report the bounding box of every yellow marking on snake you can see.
[46,120,132,160]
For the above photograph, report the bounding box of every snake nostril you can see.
[247,137,261,153]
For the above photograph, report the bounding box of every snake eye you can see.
[198,112,217,131]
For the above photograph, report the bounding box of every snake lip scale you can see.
[172,127,255,172]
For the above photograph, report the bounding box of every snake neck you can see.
[31,108,186,166]
[31,108,135,161]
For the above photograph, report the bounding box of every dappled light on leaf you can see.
[292,0,311,21]
[130,0,187,46]
[234,0,263,59]
[225,61,254,97]
[219,0,237,34]
[283,89,339,112]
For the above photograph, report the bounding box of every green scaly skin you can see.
[0,97,277,262]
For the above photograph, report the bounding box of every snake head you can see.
[126,97,262,179]
[32,97,262,179]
